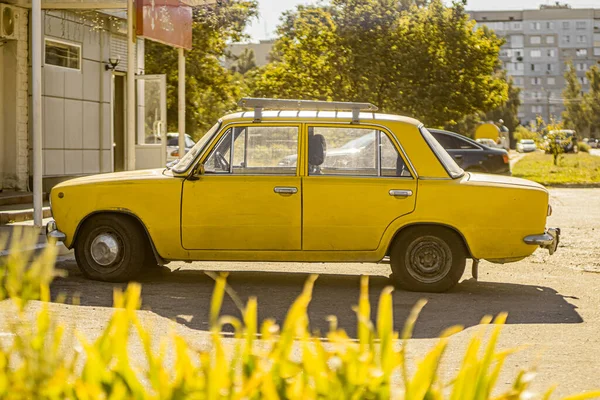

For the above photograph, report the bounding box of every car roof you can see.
[220,111,422,126]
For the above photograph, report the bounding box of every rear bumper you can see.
[46,220,66,242]
[523,227,560,255]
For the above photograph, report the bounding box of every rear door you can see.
[302,125,417,251]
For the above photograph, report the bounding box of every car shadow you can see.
[51,260,583,339]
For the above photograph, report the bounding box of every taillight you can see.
[502,154,509,164]
[171,150,179,157]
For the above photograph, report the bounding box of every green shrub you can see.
[514,125,540,143]
[578,142,590,153]
[1,236,600,399]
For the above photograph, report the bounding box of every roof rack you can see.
[237,97,378,124]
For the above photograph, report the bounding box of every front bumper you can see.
[523,228,560,255]
[46,220,66,242]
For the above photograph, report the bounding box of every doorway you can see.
[113,74,126,172]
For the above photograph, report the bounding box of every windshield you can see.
[522,139,534,144]
[172,122,221,173]
[419,126,464,179]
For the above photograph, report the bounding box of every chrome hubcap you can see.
[406,236,452,283]
[90,233,120,266]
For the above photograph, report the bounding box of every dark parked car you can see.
[429,129,511,175]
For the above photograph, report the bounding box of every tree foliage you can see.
[248,0,507,128]
[145,1,258,139]
[562,60,589,136]
[583,65,600,138]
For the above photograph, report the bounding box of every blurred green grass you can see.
[513,152,600,186]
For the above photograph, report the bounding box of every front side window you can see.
[307,126,411,177]
[204,125,299,175]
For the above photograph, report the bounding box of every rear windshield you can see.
[419,126,464,179]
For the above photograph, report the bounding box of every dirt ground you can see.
[2,188,600,397]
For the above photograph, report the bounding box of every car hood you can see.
[466,172,546,191]
[55,168,170,188]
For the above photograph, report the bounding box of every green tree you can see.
[562,60,589,136]
[230,48,257,74]
[583,65,600,138]
[484,74,521,134]
[145,1,258,139]
[249,0,507,128]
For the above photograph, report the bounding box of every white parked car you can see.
[516,139,537,153]
[476,138,498,148]
[166,133,195,162]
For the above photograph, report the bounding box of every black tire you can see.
[74,215,147,282]
[389,227,466,293]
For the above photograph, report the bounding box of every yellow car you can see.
[47,98,560,292]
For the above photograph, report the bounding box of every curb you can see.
[0,207,52,225]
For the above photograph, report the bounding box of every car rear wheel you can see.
[74,215,146,282]
[390,227,466,292]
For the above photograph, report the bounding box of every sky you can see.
[245,0,600,41]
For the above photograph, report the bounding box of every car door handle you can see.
[389,189,413,197]
[454,154,463,159]
[274,186,298,194]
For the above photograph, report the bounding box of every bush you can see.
[514,125,540,143]
[2,236,600,399]
[578,142,591,153]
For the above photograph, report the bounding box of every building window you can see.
[576,63,587,71]
[546,36,555,44]
[576,48,588,57]
[532,105,543,113]
[530,22,541,30]
[547,63,554,72]
[594,48,600,56]
[547,49,555,57]
[512,22,522,30]
[577,35,587,43]
[578,76,589,85]
[546,22,554,30]
[576,21,587,30]
[563,21,570,30]
[516,62,524,71]
[531,63,540,72]
[531,77,542,85]
[547,77,556,85]
[530,36,541,44]
[513,77,524,85]
[563,35,571,43]
[44,38,81,70]
[530,49,541,58]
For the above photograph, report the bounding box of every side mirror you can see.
[189,162,205,181]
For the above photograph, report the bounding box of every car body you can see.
[587,139,598,149]
[166,133,195,162]
[428,129,511,175]
[47,98,559,293]
[516,139,537,153]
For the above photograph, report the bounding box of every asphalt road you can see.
[2,188,600,397]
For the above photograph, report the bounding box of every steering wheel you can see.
[215,151,230,171]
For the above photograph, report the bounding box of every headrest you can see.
[309,134,326,166]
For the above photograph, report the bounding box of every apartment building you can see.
[470,5,600,126]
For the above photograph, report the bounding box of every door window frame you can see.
[303,123,416,179]
[198,122,303,176]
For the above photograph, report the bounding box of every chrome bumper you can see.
[524,227,560,255]
[46,220,66,242]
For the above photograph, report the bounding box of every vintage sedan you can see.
[47,98,560,293]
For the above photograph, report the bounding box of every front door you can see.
[302,125,417,251]
[181,124,302,250]
[112,74,126,172]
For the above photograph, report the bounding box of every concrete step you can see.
[0,202,52,225]
[0,191,48,207]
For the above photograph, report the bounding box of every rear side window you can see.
[420,126,464,179]
[454,137,479,150]
[431,132,458,149]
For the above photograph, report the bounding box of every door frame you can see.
[111,71,126,173]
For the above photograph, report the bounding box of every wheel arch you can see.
[387,222,473,259]
[72,210,166,265]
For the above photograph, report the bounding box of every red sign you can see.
[136,0,192,50]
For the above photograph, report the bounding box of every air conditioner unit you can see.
[0,5,18,40]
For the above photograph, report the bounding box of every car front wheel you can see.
[75,215,146,282]
[390,227,466,292]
